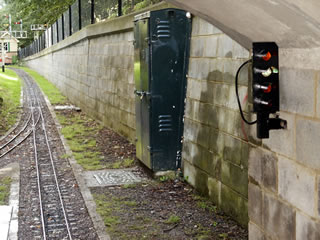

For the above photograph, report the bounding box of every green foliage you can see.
[2,0,74,47]
[0,177,11,205]
[164,215,180,224]
[219,233,228,239]
[0,68,21,135]
[159,175,169,182]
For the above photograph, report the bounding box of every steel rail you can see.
[0,113,41,158]
[24,72,73,240]
[29,87,47,240]
[35,92,73,240]
[0,113,31,150]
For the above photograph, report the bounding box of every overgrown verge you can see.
[16,66,136,170]
[0,177,11,205]
[0,69,21,136]
[92,180,248,240]
[16,67,248,239]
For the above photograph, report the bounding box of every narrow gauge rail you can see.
[12,69,73,240]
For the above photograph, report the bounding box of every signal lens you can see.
[262,52,272,61]
[262,68,272,77]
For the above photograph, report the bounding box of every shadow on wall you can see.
[182,66,257,227]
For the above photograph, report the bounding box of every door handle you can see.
[134,90,151,100]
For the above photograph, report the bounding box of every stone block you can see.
[194,102,216,127]
[191,16,200,36]
[263,193,295,240]
[212,83,230,107]
[183,160,208,195]
[248,148,277,192]
[280,67,315,117]
[184,98,194,119]
[187,78,202,100]
[296,118,320,170]
[227,85,248,111]
[183,119,210,149]
[223,134,242,166]
[217,35,234,58]
[203,35,218,58]
[190,37,205,57]
[221,160,248,196]
[198,18,222,35]
[262,112,295,159]
[249,222,265,240]
[183,140,214,174]
[222,59,247,85]
[241,143,249,169]
[220,183,248,227]
[208,177,221,205]
[197,58,211,80]
[182,140,200,164]
[204,80,217,103]
[208,58,224,82]
[296,212,320,240]
[318,177,320,216]
[232,42,250,59]
[209,128,224,155]
[278,156,316,217]
[317,72,320,119]
[248,183,263,226]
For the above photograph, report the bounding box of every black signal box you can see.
[252,42,279,113]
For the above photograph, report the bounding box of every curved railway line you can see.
[0,69,98,240]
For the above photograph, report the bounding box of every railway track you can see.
[1,69,98,240]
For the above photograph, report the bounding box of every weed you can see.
[219,233,228,239]
[165,215,180,224]
[0,177,11,205]
[159,175,169,182]
[60,153,72,159]
[123,158,134,167]
[122,184,137,189]
[123,201,137,207]
[112,161,122,169]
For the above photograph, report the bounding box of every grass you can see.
[0,69,21,135]
[0,177,11,205]
[12,66,107,170]
[14,66,67,105]
[10,66,136,171]
[165,215,181,224]
[93,192,162,239]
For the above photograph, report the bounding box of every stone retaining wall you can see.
[25,2,320,237]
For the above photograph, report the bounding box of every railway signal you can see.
[235,42,287,139]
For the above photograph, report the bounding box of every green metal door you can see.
[134,9,191,171]
[134,17,152,168]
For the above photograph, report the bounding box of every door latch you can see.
[134,90,151,100]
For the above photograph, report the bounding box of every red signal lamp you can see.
[262,51,271,61]
[255,51,272,61]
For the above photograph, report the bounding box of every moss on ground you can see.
[0,69,21,135]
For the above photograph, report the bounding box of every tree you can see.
[2,0,74,46]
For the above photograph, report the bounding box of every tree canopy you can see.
[1,0,74,46]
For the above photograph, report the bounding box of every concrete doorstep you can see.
[0,163,20,240]
[0,206,13,240]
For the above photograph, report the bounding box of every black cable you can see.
[235,59,257,125]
